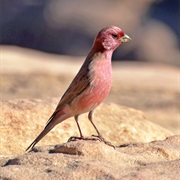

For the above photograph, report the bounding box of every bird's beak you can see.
[120,34,132,43]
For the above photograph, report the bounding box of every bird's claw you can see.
[68,135,115,149]
[68,135,102,142]
[91,135,115,149]
[68,136,84,142]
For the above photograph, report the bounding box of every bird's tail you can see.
[25,121,54,152]
[26,111,70,152]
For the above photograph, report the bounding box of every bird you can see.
[26,26,131,151]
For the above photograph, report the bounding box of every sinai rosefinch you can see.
[26,26,131,151]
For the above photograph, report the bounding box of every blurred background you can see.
[0,0,179,133]
[0,0,179,65]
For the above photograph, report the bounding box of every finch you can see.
[26,26,131,151]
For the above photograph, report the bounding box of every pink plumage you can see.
[26,26,131,151]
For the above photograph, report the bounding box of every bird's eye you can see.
[112,34,118,39]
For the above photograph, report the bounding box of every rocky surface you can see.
[0,99,173,156]
[0,135,179,180]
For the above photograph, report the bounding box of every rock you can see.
[0,135,179,179]
[0,99,173,155]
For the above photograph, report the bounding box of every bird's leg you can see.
[75,115,84,138]
[68,115,84,142]
[88,110,115,148]
[88,111,103,139]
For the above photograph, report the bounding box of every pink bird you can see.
[26,26,131,151]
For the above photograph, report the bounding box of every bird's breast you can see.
[89,56,112,95]
[76,57,112,113]
[67,53,113,115]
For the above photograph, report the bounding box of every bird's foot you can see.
[91,135,115,149]
[68,136,84,142]
[68,135,102,142]
[68,135,115,149]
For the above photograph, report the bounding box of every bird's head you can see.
[93,26,131,52]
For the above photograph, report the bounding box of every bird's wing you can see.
[46,59,92,125]
[58,65,90,109]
